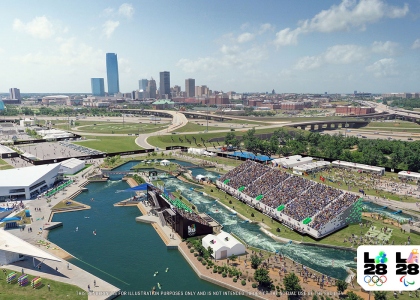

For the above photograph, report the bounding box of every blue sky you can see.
[0,0,419,94]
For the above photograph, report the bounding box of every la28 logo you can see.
[396,252,419,275]
[364,252,387,275]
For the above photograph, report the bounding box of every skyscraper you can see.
[147,77,157,99]
[91,78,105,96]
[106,53,120,95]
[159,71,170,98]
[9,88,21,101]
[185,78,195,97]
[139,79,148,91]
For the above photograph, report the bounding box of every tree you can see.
[250,254,262,269]
[346,291,363,300]
[283,273,302,299]
[207,246,214,259]
[373,291,387,300]
[225,132,240,147]
[254,268,271,287]
[336,279,348,294]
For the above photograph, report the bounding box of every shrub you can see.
[197,256,203,261]
[194,253,198,257]
[229,200,232,204]
[276,285,280,290]
[233,278,238,283]
[190,249,194,253]
[276,228,280,232]
[252,283,257,288]
[251,213,255,218]
[213,267,217,273]
[241,280,246,286]
[271,284,275,291]
[218,269,223,274]
[222,272,227,278]
[187,245,191,249]
[192,205,195,210]
[210,189,213,192]
[206,266,210,269]
[276,293,281,297]
[202,260,207,266]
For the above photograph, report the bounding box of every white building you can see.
[0,163,61,200]
[398,171,420,182]
[332,160,385,175]
[59,158,85,175]
[0,229,61,265]
[202,231,246,260]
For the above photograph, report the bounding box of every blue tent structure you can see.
[227,151,272,162]
[0,100,5,111]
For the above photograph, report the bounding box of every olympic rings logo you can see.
[364,275,387,286]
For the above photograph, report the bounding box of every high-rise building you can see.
[147,77,157,99]
[106,53,120,95]
[185,78,195,97]
[91,78,105,96]
[159,71,170,98]
[139,79,148,91]
[9,88,21,101]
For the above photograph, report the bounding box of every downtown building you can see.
[159,71,170,99]
[185,78,195,97]
[106,53,120,96]
[91,78,105,96]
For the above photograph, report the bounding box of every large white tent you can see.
[59,158,85,175]
[0,229,61,265]
[202,231,246,260]
[160,159,171,166]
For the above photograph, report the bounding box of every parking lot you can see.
[17,141,102,160]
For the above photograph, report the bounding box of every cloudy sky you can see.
[1,0,419,94]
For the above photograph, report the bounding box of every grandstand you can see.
[217,161,362,238]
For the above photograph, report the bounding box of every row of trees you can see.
[225,127,420,171]
[389,98,420,110]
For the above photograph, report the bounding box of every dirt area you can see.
[178,242,369,300]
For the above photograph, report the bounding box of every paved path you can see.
[2,161,120,299]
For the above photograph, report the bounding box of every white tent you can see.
[22,152,37,160]
[59,158,85,175]
[160,159,171,166]
[196,174,207,181]
[202,231,246,260]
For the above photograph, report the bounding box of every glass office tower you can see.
[106,53,120,95]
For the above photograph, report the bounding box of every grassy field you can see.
[147,125,297,148]
[73,136,143,152]
[367,121,420,128]
[73,122,169,134]
[0,268,87,300]
[0,159,13,170]
[216,118,266,125]
[174,122,230,133]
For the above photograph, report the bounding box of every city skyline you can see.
[0,0,419,93]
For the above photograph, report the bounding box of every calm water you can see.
[48,179,247,299]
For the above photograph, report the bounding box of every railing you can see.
[46,180,73,197]
[158,211,166,227]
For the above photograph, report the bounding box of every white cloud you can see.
[273,28,301,47]
[102,20,120,38]
[294,56,322,70]
[237,32,255,43]
[365,58,398,77]
[294,44,367,70]
[324,44,367,64]
[274,0,409,46]
[371,41,400,55]
[13,16,55,39]
[240,23,250,30]
[102,7,114,17]
[258,23,274,34]
[177,44,267,72]
[411,39,420,49]
[12,37,103,70]
[118,3,135,18]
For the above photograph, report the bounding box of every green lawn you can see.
[0,159,13,170]
[147,126,299,148]
[217,118,266,125]
[174,122,230,133]
[74,122,169,134]
[0,158,8,165]
[367,121,420,128]
[0,268,87,300]
[73,136,142,152]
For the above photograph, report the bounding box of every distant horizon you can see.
[0,1,419,93]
